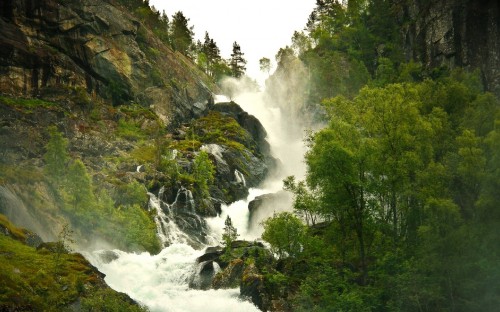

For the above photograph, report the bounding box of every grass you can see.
[194,112,253,152]
[0,215,148,311]
[0,95,57,112]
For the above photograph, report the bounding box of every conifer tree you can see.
[230,41,246,78]
[170,11,194,56]
[222,216,239,250]
[201,32,222,78]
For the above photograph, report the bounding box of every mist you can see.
[210,61,321,238]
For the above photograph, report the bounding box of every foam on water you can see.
[86,244,259,312]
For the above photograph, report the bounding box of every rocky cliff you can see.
[0,0,273,250]
[400,0,500,95]
[0,0,215,126]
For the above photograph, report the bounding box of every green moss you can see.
[0,214,28,241]
[170,139,202,152]
[0,164,45,185]
[0,231,147,311]
[0,232,87,309]
[116,118,146,141]
[194,112,253,151]
[0,95,57,111]
[119,103,158,120]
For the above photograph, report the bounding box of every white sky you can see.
[149,0,316,84]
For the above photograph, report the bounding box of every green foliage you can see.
[44,126,70,186]
[192,150,215,197]
[259,57,271,75]
[0,95,57,111]
[116,118,146,141]
[221,216,239,260]
[170,11,194,56]
[283,176,322,226]
[0,219,144,311]
[42,128,160,253]
[282,72,500,310]
[64,159,97,222]
[261,212,307,259]
[230,41,247,78]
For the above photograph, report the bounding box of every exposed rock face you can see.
[212,102,271,156]
[240,263,268,311]
[401,0,500,96]
[0,0,214,126]
[247,191,292,231]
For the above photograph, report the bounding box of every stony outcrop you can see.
[247,191,292,231]
[0,0,215,127]
[212,102,271,156]
[400,0,500,96]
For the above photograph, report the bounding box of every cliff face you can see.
[0,0,214,126]
[401,0,500,95]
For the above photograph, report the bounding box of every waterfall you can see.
[86,85,309,311]
[234,169,247,187]
[87,245,259,312]
[148,187,214,248]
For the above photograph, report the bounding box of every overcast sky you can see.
[149,0,316,83]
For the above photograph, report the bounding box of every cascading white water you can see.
[207,86,309,240]
[86,81,309,312]
[234,169,247,187]
[87,245,259,312]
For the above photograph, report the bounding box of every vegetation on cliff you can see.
[0,214,147,311]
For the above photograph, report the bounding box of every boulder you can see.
[196,246,223,263]
[247,191,292,230]
[212,102,269,155]
[212,258,245,289]
[240,263,269,311]
[189,260,219,290]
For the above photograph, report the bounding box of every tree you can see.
[283,176,322,226]
[291,30,312,56]
[170,11,194,56]
[193,150,215,197]
[65,159,97,226]
[259,57,271,76]
[261,212,306,259]
[230,41,246,78]
[44,126,69,186]
[222,216,239,259]
[201,32,222,78]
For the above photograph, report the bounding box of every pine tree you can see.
[202,32,221,78]
[230,41,246,78]
[222,216,239,258]
[170,11,194,56]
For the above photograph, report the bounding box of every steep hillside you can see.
[0,0,215,125]
[0,214,147,311]
[0,0,273,253]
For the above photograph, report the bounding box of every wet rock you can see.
[190,260,219,290]
[212,102,269,155]
[213,258,245,289]
[94,250,120,264]
[247,191,292,230]
[240,263,269,311]
[196,246,223,263]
